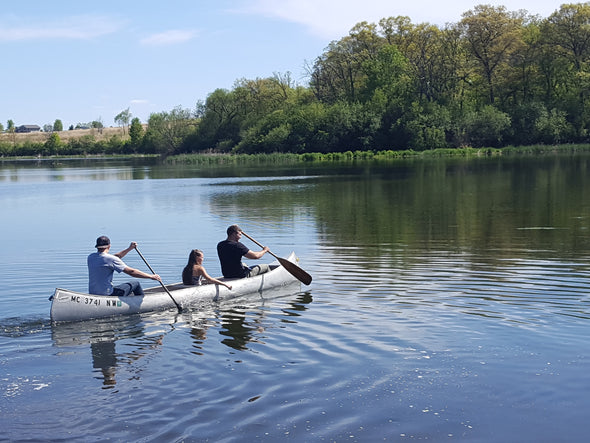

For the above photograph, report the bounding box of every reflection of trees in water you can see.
[306,158,590,261]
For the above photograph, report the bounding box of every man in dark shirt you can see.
[217,225,270,278]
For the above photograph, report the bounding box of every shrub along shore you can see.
[4,144,590,166]
[166,144,590,164]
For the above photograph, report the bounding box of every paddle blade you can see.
[278,257,312,285]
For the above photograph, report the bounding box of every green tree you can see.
[505,17,545,108]
[188,88,244,152]
[143,106,196,156]
[535,107,572,143]
[129,117,144,151]
[233,76,293,121]
[91,119,104,132]
[44,132,62,155]
[114,108,131,134]
[7,119,15,146]
[309,22,383,103]
[53,119,63,132]
[458,105,512,147]
[361,44,410,107]
[378,18,442,103]
[379,16,414,50]
[540,3,590,136]
[361,44,413,148]
[544,3,590,72]
[405,102,452,150]
[459,5,526,104]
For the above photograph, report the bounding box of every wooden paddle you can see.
[241,231,312,285]
[135,247,182,312]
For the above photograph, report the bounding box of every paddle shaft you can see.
[135,247,182,311]
[241,232,312,285]
[241,232,280,260]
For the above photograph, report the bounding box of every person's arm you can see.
[123,266,161,282]
[115,241,137,259]
[199,266,232,290]
[244,246,269,260]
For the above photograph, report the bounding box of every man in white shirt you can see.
[87,236,161,296]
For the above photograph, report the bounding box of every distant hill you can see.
[0,125,147,144]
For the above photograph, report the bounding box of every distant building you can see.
[15,124,41,133]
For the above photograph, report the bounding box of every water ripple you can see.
[308,247,590,332]
[1,241,589,442]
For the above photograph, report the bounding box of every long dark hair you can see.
[182,249,202,285]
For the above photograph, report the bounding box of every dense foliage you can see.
[4,3,590,157]
[185,3,590,154]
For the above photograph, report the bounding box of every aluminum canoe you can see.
[50,252,302,322]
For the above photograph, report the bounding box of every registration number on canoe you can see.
[70,295,122,307]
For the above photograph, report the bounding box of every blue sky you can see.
[1,0,560,129]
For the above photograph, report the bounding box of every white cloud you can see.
[130,99,149,104]
[140,29,197,46]
[240,0,561,40]
[0,14,123,41]
[239,0,380,39]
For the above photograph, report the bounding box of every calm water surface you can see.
[1,156,589,442]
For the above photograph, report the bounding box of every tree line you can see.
[3,3,590,158]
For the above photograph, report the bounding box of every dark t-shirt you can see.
[217,240,249,278]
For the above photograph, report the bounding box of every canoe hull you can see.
[50,252,302,322]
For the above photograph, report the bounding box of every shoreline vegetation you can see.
[165,143,590,164]
[3,143,590,166]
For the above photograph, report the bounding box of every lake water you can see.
[1,155,589,442]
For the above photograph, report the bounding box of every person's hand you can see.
[263,246,270,253]
[129,241,138,250]
[227,285,233,290]
[152,274,161,282]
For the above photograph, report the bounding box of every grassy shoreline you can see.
[165,144,590,165]
[3,143,590,164]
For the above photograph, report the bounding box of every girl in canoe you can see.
[182,249,232,290]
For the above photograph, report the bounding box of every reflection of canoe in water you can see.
[50,252,302,322]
